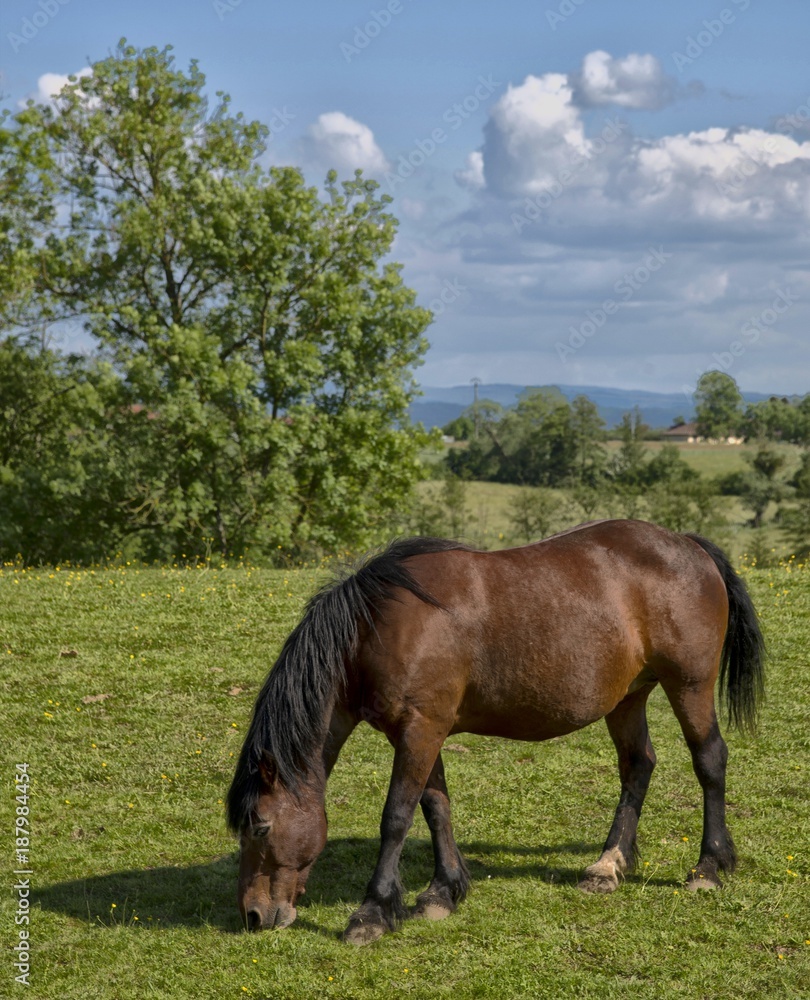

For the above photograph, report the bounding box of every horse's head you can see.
[236,757,327,931]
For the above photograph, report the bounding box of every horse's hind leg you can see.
[661,679,735,890]
[579,684,657,894]
[413,752,470,921]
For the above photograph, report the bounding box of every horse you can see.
[226,519,765,945]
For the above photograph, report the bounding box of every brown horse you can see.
[226,519,765,945]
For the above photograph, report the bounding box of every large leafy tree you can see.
[3,42,431,559]
[0,340,151,562]
[741,395,810,445]
[694,371,743,439]
[497,391,577,486]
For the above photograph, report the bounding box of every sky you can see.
[2,0,810,396]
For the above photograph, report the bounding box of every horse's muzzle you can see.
[245,903,297,931]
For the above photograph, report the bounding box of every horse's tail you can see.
[227,537,467,829]
[685,533,766,733]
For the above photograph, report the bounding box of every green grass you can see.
[2,557,809,999]
[605,440,803,479]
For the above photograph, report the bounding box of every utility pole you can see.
[471,377,481,440]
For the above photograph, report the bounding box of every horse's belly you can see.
[450,711,587,742]
[454,655,645,741]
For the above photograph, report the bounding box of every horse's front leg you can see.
[413,751,470,920]
[343,721,445,946]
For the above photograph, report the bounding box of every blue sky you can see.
[2,0,810,395]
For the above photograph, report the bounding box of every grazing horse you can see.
[226,520,765,945]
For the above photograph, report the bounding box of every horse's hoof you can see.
[577,872,619,894]
[342,919,387,946]
[413,900,454,921]
[413,889,455,921]
[685,872,722,892]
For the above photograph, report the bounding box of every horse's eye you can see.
[253,825,270,838]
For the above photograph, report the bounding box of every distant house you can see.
[663,422,699,443]
[662,422,744,445]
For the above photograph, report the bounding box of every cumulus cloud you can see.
[621,127,810,225]
[572,51,676,110]
[20,67,92,108]
[480,72,595,197]
[303,111,389,176]
[462,54,810,228]
[472,50,675,195]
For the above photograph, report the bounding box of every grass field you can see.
[2,554,809,999]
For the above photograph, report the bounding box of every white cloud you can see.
[469,50,677,198]
[573,51,675,110]
[462,57,810,225]
[303,111,389,176]
[20,67,92,108]
[455,150,485,189]
[625,127,810,224]
[480,72,594,197]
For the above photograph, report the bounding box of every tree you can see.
[644,444,699,487]
[646,479,727,535]
[0,339,142,562]
[737,445,787,529]
[442,400,504,445]
[508,487,559,544]
[694,371,743,439]
[442,413,475,441]
[741,396,810,445]
[498,392,577,486]
[570,395,607,485]
[781,451,810,555]
[4,42,431,559]
[609,408,648,486]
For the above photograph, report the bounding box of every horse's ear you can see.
[258,752,277,788]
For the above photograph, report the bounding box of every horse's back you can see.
[357,521,728,741]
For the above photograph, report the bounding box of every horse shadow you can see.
[34,836,667,933]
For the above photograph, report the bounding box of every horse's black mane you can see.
[226,537,474,832]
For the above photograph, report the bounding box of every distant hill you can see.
[409,383,775,431]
